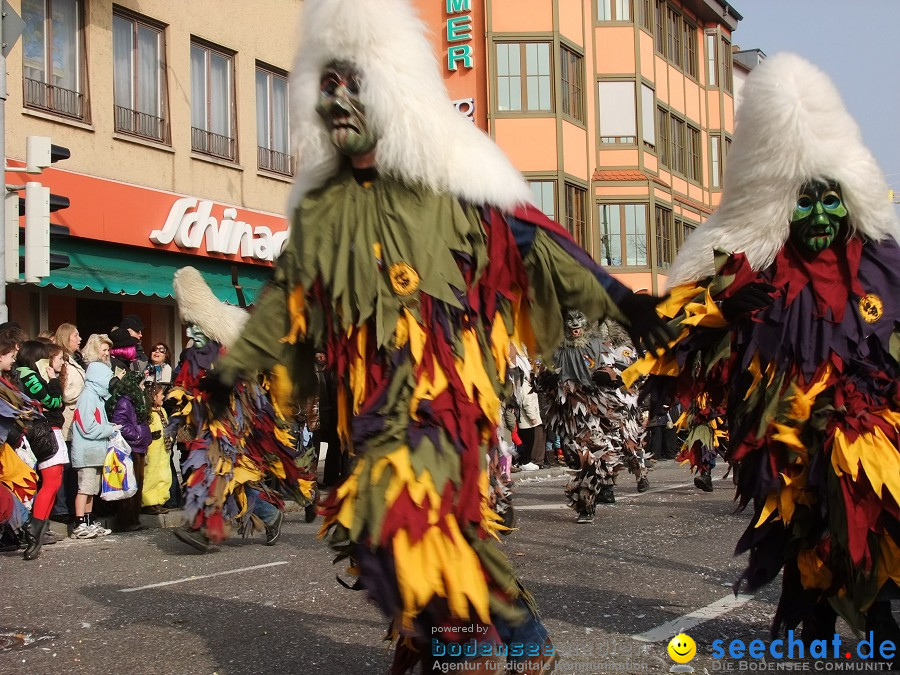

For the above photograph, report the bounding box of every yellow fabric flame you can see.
[797,548,833,589]
[284,284,308,344]
[785,365,832,422]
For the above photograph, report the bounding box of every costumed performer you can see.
[539,310,648,525]
[626,54,900,646]
[205,1,672,672]
[167,267,316,552]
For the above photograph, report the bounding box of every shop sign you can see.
[149,197,289,263]
[445,0,473,71]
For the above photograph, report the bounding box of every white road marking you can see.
[632,593,755,642]
[515,480,709,509]
[119,561,289,593]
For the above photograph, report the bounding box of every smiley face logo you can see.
[388,262,420,297]
[667,633,696,664]
[858,293,883,324]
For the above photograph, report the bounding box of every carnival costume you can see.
[540,311,647,523]
[627,54,900,641]
[167,267,316,549]
[209,1,669,671]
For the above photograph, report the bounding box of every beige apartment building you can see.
[5,0,301,348]
[479,0,742,294]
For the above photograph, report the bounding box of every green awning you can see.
[36,237,272,305]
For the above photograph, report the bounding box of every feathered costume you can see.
[0,378,42,532]
[627,54,900,636]
[211,1,668,671]
[540,312,646,519]
[167,267,316,544]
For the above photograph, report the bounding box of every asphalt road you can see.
[1,460,896,674]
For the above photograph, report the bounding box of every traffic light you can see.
[5,136,71,283]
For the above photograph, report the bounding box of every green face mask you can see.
[186,324,209,348]
[315,60,377,158]
[789,179,848,253]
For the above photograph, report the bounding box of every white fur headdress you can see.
[666,53,899,288]
[286,0,532,213]
[172,267,249,349]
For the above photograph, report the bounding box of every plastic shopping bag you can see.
[14,436,37,469]
[100,431,137,501]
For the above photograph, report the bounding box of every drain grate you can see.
[0,631,55,652]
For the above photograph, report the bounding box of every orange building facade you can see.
[418,0,741,294]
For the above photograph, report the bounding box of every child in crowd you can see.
[141,383,171,515]
[70,361,118,539]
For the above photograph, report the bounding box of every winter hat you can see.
[119,314,144,333]
[109,327,139,350]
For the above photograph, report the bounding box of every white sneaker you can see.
[521,462,540,471]
[89,522,112,536]
[70,523,98,539]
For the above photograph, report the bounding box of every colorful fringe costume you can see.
[213,4,670,669]
[540,318,647,518]
[627,54,900,638]
[168,268,316,544]
[0,379,41,531]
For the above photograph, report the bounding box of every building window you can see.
[675,218,696,252]
[671,116,685,175]
[654,0,665,55]
[639,0,652,30]
[113,11,168,143]
[655,206,673,269]
[256,65,292,175]
[599,204,647,267]
[641,84,655,148]
[597,0,631,21]
[560,47,584,123]
[565,184,587,248]
[22,0,87,120]
[705,32,718,87]
[666,7,682,68]
[657,107,669,167]
[721,36,733,93]
[687,125,701,181]
[528,180,556,220]
[495,42,552,113]
[191,41,236,161]
[711,135,722,188]
[598,81,636,144]
[683,20,697,79]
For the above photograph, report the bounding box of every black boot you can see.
[598,485,616,504]
[694,471,713,492]
[23,518,48,560]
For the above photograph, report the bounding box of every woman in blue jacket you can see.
[71,361,118,539]
[108,371,151,532]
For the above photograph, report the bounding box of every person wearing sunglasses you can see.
[145,343,172,385]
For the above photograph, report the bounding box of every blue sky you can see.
[730,0,900,210]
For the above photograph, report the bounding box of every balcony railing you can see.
[24,78,85,120]
[257,146,293,176]
[191,127,235,161]
[115,106,168,143]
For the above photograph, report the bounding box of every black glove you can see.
[616,292,675,356]
[198,370,233,417]
[718,282,776,322]
[151,430,162,440]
